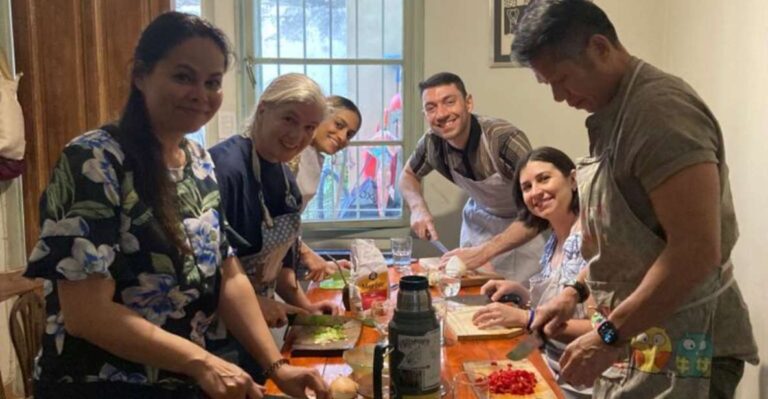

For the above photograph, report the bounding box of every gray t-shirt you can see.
[586,57,738,263]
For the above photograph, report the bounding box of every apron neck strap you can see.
[609,61,645,153]
[479,132,502,176]
[250,143,292,229]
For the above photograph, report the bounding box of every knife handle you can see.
[488,292,523,306]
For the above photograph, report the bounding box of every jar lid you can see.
[399,275,428,291]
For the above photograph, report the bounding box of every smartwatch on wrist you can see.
[563,280,590,303]
[597,320,620,345]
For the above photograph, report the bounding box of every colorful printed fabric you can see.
[24,129,233,389]
[535,231,587,285]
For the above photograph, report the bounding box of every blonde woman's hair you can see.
[243,73,326,138]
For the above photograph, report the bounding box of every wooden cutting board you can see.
[446,306,523,341]
[463,359,557,399]
[418,258,504,288]
[287,319,362,353]
[460,270,505,287]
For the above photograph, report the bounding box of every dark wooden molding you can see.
[12,0,171,255]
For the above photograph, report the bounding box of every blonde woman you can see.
[210,73,340,381]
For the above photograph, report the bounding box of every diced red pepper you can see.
[487,368,537,395]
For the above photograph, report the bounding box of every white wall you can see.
[657,1,768,397]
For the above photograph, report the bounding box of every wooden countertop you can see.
[265,264,565,398]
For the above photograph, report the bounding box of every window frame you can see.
[236,0,424,235]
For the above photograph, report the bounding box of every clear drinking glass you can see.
[432,297,447,347]
[370,299,394,344]
[390,236,413,275]
[439,269,461,298]
[451,371,489,399]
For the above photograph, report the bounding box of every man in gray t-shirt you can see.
[513,1,758,398]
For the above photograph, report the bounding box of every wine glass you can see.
[451,371,489,399]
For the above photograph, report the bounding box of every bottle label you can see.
[396,328,441,392]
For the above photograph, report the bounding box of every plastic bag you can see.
[350,239,390,311]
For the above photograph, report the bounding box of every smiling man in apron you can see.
[400,72,545,283]
[512,1,758,398]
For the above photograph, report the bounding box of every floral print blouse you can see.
[535,230,587,286]
[24,130,233,389]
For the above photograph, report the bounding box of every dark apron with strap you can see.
[237,144,301,298]
[578,62,734,398]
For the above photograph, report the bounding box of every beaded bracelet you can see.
[589,307,606,328]
[264,358,289,378]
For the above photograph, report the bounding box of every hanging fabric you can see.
[0,47,25,180]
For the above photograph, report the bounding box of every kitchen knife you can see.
[506,330,546,361]
[448,293,525,307]
[424,230,450,254]
[447,294,491,307]
[288,313,375,328]
[289,314,351,326]
[430,239,450,254]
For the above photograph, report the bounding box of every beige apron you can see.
[578,62,734,398]
[453,133,544,283]
[239,146,301,298]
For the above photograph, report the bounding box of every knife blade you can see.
[430,239,450,254]
[506,330,545,361]
[288,313,376,328]
[448,293,524,307]
[447,294,490,307]
[424,230,450,254]
[290,314,352,326]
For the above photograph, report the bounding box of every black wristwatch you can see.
[597,320,620,345]
[563,280,589,303]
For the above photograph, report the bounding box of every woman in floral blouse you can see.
[24,11,328,399]
[473,147,595,398]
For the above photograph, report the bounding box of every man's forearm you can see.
[606,246,719,342]
[399,168,429,213]
[607,163,722,341]
[483,220,539,259]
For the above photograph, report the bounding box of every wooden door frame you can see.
[12,0,171,255]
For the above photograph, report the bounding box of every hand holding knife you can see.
[507,330,547,361]
[425,230,450,254]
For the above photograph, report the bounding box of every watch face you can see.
[599,321,619,345]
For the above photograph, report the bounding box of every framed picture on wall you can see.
[490,0,532,67]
